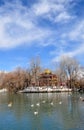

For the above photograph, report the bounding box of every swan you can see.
[42,100,46,103]
[80,97,82,99]
[80,97,84,101]
[59,101,62,104]
[36,103,40,106]
[31,104,34,107]
[8,102,12,107]
[50,102,53,105]
[34,111,38,115]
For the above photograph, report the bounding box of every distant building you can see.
[39,69,58,86]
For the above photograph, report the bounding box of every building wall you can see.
[39,70,58,86]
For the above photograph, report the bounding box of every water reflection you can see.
[0,92,84,130]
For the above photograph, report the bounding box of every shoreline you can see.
[19,87,72,93]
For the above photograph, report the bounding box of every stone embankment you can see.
[0,88,7,93]
[19,86,72,93]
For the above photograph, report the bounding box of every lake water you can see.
[0,92,84,130]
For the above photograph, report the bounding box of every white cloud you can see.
[33,0,74,23]
[0,0,84,70]
[0,0,82,55]
[51,20,84,63]
[0,1,54,49]
[33,1,64,15]
[52,42,84,63]
[68,21,84,41]
[68,43,84,56]
[54,19,84,62]
[54,12,73,22]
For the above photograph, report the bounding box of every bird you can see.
[31,104,34,107]
[59,101,62,104]
[50,102,53,105]
[68,94,71,97]
[80,97,84,101]
[8,102,12,107]
[36,103,40,106]
[34,111,38,115]
[42,100,46,103]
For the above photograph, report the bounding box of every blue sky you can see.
[0,0,84,71]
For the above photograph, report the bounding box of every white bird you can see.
[42,100,46,103]
[34,111,38,115]
[80,97,84,101]
[36,103,40,106]
[31,104,34,107]
[80,97,82,99]
[68,94,71,97]
[8,102,12,107]
[50,102,53,105]
[59,101,62,104]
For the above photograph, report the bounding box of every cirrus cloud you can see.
[0,0,84,67]
[0,0,76,49]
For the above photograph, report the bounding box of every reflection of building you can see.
[39,69,58,86]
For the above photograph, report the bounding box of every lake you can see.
[0,92,84,130]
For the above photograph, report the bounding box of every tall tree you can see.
[29,56,42,86]
[59,56,79,88]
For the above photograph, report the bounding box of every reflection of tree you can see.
[59,94,82,130]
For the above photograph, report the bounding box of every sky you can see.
[0,0,84,71]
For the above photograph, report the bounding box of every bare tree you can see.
[0,71,6,88]
[29,56,42,86]
[59,56,79,89]
[1,67,32,92]
[55,68,64,86]
[77,66,84,91]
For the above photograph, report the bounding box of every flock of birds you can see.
[7,95,84,116]
[30,100,63,115]
[7,100,63,115]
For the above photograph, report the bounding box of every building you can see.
[39,69,58,87]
